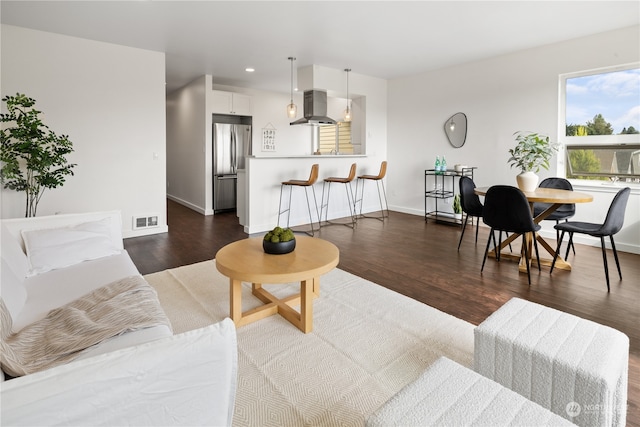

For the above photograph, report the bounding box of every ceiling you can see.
[2,1,639,94]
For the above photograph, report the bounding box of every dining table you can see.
[474,186,593,273]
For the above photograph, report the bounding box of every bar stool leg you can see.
[356,178,389,221]
[302,185,320,236]
[320,180,356,229]
[354,178,363,217]
[345,181,356,228]
[320,181,332,225]
[277,184,294,229]
[377,179,390,219]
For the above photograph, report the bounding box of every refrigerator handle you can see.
[231,127,237,173]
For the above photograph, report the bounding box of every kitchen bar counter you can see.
[242,155,385,234]
[249,154,366,159]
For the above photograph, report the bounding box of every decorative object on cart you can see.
[0,93,76,217]
[444,112,467,148]
[454,164,468,173]
[263,226,296,254]
[507,131,559,192]
[286,57,297,119]
[452,194,462,220]
[434,155,448,174]
[343,68,352,122]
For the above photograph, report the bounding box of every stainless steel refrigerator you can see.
[213,123,251,213]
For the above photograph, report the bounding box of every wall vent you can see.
[133,214,159,230]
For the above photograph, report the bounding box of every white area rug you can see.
[144,260,475,426]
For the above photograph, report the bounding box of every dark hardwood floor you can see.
[125,199,640,426]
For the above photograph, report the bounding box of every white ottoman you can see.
[474,298,629,427]
[366,357,574,427]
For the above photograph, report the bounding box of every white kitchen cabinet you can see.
[211,90,252,115]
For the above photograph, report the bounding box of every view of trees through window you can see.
[565,68,639,137]
[563,66,640,181]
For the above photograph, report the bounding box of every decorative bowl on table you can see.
[262,226,296,255]
[263,238,296,255]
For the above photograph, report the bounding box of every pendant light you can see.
[286,57,297,119]
[449,117,456,131]
[343,68,352,122]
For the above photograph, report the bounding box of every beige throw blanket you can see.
[0,276,172,377]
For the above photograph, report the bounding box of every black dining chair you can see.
[550,187,630,292]
[458,176,513,252]
[481,185,541,285]
[533,177,576,254]
[457,176,484,251]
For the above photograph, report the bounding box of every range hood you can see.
[290,90,337,125]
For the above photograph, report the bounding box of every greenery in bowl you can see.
[507,131,559,173]
[263,226,295,243]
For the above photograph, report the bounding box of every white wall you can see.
[166,76,208,213]
[388,25,640,253]
[1,25,168,238]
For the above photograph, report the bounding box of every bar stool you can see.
[277,164,320,236]
[320,163,357,228]
[354,161,389,221]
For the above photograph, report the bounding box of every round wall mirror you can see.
[444,112,467,148]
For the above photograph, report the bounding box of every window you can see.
[560,64,640,182]
[566,144,640,180]
[318,122,353,154]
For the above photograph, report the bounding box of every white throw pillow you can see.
[21,218,120,277]
[1,224,30,280]
[0,259,28,323]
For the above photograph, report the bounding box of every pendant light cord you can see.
[289,57,295,103]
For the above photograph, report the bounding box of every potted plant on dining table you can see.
[507,131,559,192]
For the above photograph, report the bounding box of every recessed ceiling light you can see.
[245,68,255,72]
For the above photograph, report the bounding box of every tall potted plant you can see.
[507,131,559,192]
[0,93,76,217]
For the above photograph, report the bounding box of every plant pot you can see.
[516,171,539,192]
[263,238,296,255]
[454,213,462,220]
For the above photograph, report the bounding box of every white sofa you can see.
[1,211,238,426]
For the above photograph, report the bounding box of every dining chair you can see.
[550,187,630,292]
[457,176,483,250]
[533,177,576,255]
[481,185,541,285]
[458,177,512,252]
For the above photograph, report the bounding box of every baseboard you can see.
[123,225,168,239]
[167,194,213,215]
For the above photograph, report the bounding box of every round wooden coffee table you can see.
[215,236,339,333]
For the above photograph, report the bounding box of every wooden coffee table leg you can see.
[230,278,243,325]
[300,278,314,333]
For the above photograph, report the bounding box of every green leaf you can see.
[0,93,76,216]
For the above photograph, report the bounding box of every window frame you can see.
[558,62,640,182]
